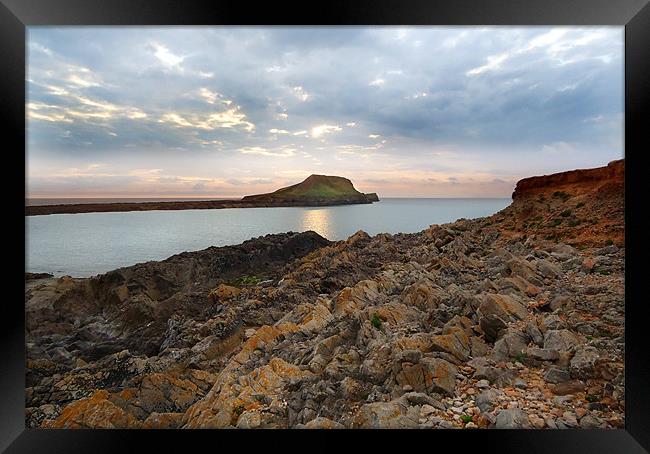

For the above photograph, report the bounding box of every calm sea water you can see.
[26,198,510,277]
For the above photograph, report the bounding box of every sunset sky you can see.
[27,27,624,198]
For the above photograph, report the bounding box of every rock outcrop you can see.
[25,161,624,430]
[492,159,624,247]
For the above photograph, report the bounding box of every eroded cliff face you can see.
[512,160,624,200]
[25,162,625,430]
[488,160,624,248]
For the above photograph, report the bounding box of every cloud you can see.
[541,141,578,154]
[239,146,295,157]
[466,53,509,76]
[26,26,624,197]
[151,42,184,68]
[198,88,226,104]
[311,124,342,138]
[158,107,254,132]
[292,86,310,101]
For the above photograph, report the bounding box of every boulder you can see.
[543,329,580,352]
[304,417,345,429]
[475,389,498,413]
[402,392,445,410]
[526,347,560,362]
[208,284,241,302]
[141,412,183,429]
[569,346,600,379]
[478,294,528,342]
[544,367,571,384]
[45,390,140,429]
[400,280,443,311]
[535,259,562,279]
[395,357,458,396]
[507,258,539,283]
[428,327,471,362]
[495,409,532,429]
[491,330,529,361]
[352,400,417,429]
[541,314,566,331]
[551,380,585,396]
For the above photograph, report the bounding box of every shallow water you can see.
[26,198,510,277]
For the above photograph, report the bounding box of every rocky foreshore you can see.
[25,160,624,429]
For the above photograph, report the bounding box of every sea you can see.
[25,198,511,277]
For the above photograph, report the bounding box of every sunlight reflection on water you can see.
[300,208,333,239]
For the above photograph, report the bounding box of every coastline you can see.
[25,197,378,216]
[26,174,380,216]
[25,161,625,429]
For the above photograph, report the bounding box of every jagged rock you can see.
[359,344,393,385]
[541,314,566,331]
[579,415,607,429]
[477,294,528,342]
[25,161,626,430]
[491,330,529,361]
[551,380,585,396]
[495,409,532,429]
[536,259,562,279]
[544,329,580,352]
[304,417,345,429]
[395,357,458,396]
[402,392,445,410]
[570,346,600,379]
[549,295,571,311]
[400,280,443,311]
[208,284,241,302]
[523,321,544,346]
[45,390,140,429]
[134,373,201,414]
[470,336,489,358]
[476,367,517,388]
[141,412,183,429]
[526,347,560,362]
[544,367,571,384]
[475,389,498,413]
[352,400,418,428]
[507,258,539,283]
[428,327,471,362]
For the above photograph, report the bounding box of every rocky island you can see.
[25,174,379,216]
[242,174,379,205]
[25,160,624,429]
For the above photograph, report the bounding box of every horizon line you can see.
[26,195,514,200]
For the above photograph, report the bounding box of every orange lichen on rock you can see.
[45,390,140,429]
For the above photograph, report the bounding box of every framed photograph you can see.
[2,0,648,452]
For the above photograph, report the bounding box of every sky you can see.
[26,27,624,198]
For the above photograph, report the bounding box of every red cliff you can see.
[512,159,624,200]
[490,159,624,247]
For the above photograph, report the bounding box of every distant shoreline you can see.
[25,198,379,216]
[26,197,238,206]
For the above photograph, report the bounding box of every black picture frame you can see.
[2,0,648,452]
